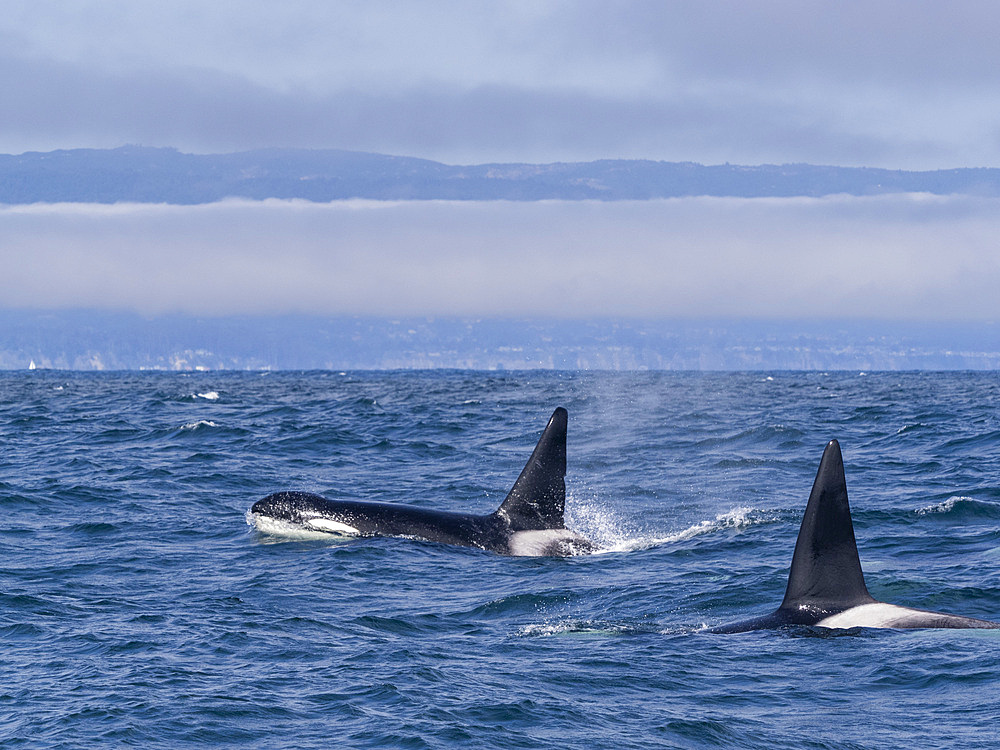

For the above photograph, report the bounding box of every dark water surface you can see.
[2,370,999,748]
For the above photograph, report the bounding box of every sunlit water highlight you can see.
[2,370,1000,748]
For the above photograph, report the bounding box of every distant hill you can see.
[2,146,1000,204]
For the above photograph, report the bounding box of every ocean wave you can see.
[580,505,778,554]
[915,496,1000,519]
[517,619,638,637]
[694,425,805,450]
[178,390,221,402]
[180,419,221,431]
[0,623,47,639]
[7,369,1000,749]
[665,506,775,542]
[939,430,1000,451]
[465,591,576,618]
[68,522,118,535]
[518,618,691,638]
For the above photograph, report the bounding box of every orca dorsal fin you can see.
[495,407,567,531]
[780,440,874,613]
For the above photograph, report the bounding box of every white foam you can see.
[916,496,975,515]
[565,488,772,555]
[594,505,768,554]
[662,506,763,544]
[518,620,630,637]
[181,420,219,430]
[563,495,633,552]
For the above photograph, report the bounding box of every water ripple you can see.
[3,370,1000,749]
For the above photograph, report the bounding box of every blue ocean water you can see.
[2,370,999,748]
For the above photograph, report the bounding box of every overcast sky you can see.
[3,3,1000,324]
[3,0,1000,167]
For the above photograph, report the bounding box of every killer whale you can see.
[713,440,999,632]
[249,407,595,556]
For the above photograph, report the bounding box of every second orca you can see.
[712,440,999,632]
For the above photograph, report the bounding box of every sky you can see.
[3,0,1000,168]
[2,2,1000,324]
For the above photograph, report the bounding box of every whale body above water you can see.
[249,407,595,556]
[712,440,1000,632]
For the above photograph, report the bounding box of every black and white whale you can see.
[713,440,999,632]
[249,407,595,556]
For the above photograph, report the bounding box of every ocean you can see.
[2,370,999,748]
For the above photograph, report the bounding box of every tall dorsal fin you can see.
[780,440,874,612]
[495,407,567,531]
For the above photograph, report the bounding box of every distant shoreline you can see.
[2,311,997,372]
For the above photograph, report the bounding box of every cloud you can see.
[2,2,1000,166]
[2,195,998,320]
[0,49,965,168]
